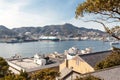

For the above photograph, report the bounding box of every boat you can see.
[39,36,60,41]
[6,39,38,43]
[110,41,119,45]
[23,39,38,42]
[6,40,21,43]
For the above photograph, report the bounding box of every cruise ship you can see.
[39,36,60,41]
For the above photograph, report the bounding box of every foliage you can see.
[76,0,120,40]
[19,70,29,79]
[76,0,120,20]
[0,57,9,77]
[31,69,60,80]
[110,26,120,36]
[105,26,120,40]
[4,74,27,80]
[95,47,120,70]
[3,70,29,80]
[75,75,102,80]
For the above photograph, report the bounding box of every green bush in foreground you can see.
[4,70,29,80]
[31,69,60,80]
[0,57,9,77]
[75,75,102,80]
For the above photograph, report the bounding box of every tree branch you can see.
[83,20,120,40]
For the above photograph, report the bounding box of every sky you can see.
[0,0,120,31]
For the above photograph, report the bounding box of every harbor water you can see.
[0,40,120,58]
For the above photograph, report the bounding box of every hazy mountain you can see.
[12,27,42,34]
[0,23,105,37]
[0,25,17,37]
[12,23,105,36]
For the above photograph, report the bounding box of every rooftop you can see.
[7,58,60,73]
[80,50,111,67]
[10,58,39,69]
[92,66,120,80]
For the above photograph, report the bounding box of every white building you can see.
[34,54,46,65]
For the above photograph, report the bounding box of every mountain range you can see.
[0,25,16,37]
[0,23,106,37]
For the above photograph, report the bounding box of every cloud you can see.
[0,0,86,29]
[0,0,30,28]
[1,0,118,31]
[0,0,69,28]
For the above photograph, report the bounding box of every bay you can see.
[0,40,120,58]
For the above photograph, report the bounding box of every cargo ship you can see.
[39,36,60,41]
